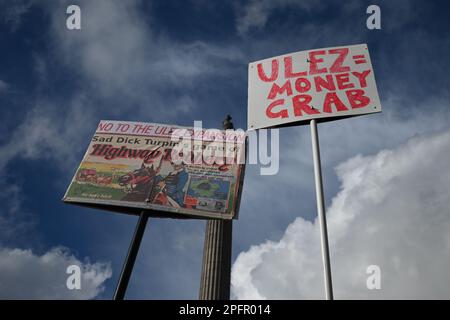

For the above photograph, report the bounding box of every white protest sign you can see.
[248,44,381,129]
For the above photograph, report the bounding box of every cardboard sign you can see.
[63,120,246,220]
[248,44,381,129]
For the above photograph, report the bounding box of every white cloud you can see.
[0,96,95,173]
[236,101,450,250]
[0,79,9,92]
[0,247,112,299]
[48,0,243,115]
[0,0,33,31]
[232,128,450,299]
[235,0,320,35]
[235,0,416,35]
[0,183,38,246]
[0,152,112,300]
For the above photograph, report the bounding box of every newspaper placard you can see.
[63,120,246,220]
[248,44,381,129]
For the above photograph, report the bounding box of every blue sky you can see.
[1,0,450,299]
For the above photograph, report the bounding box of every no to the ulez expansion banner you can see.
[63,120,246,220]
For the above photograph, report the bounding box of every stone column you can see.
[199,220,232,299]
[199,115,234,300]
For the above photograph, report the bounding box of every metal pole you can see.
[310,119,334,300]
[113,211,148,300]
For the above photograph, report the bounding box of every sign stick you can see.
[113,211,148,300]
[310,119,334,300]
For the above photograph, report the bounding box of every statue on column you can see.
[222,115,234,130]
